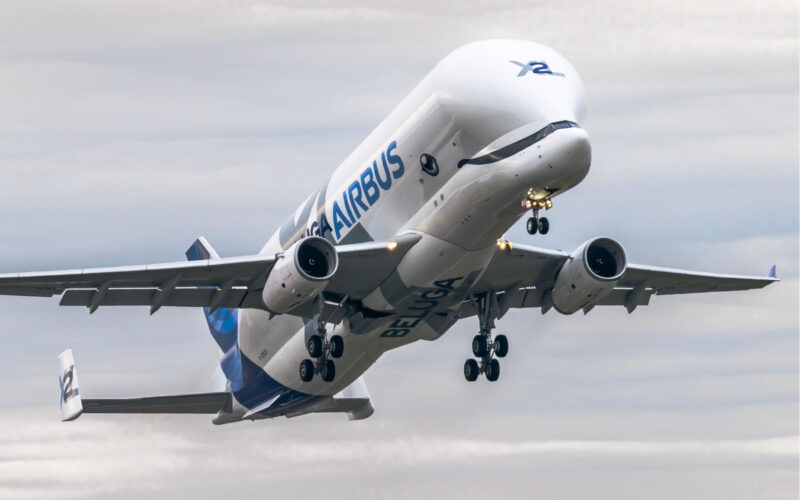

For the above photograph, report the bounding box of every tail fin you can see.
[58,349,83,421]
[185,237,238,353]
[185,236,221,261]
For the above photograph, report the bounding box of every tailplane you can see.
[57,348,230,420]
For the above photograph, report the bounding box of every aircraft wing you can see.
[615,264,778,295]
[0,234,420,314]
[472,242,777,314]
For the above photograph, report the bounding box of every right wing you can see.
[471,242,777,315]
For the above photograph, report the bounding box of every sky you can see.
[0,1,797,498]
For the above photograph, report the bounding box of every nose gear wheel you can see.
[525,199,551,235]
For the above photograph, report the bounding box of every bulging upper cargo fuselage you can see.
[265,39,589,252]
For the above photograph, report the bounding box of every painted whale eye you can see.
[420,154,439,176]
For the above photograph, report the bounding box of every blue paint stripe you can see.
[186,237,313,415]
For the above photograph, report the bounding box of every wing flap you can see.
[0,286,59,297]
[465,286,655,317]
[59,288,263,309]
[0,254,276,297]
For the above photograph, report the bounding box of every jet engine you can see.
[551,237,627,314]
[262,237,338,314]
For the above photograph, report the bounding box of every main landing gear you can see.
[464,293,508,382]
[525,198,552,235]
[299,299,344,383]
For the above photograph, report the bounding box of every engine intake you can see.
[551,237,627,314]
[262,237,338,314]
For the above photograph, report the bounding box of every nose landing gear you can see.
[525,198,552,235]
[464,293,508,382]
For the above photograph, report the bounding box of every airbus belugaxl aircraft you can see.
[1,40,777,424]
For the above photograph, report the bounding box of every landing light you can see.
[387,241,398,251]
[545,199,553,209]
[496,239,512,251]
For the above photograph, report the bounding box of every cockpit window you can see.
[458,120,581,168]
[553,120,577,130]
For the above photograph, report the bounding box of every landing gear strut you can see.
[525,198,551,235]
[464,293,508,382]
[299,297,344,383]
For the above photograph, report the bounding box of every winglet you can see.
[58,349,83,421]
[769,265,778,279]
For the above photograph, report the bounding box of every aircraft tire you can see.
[538,217,549,234]
[464,359,479,381]
[321,359,336,382]
[526,217,538,235]
[329,335,344,358]
[494,334,509,357]
[486,359,500,382]
[299,359,314,382]
[472,335,488,357]
[307,335,323,358]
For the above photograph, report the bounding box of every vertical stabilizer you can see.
[185,236,221,261]
[58,349,83,421]
[185,237,239,353]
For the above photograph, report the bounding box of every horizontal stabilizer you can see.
[285,376,374,421]
[83,393,232,414]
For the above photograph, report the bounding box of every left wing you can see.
[0,234,421,314]
[472,241,777,315]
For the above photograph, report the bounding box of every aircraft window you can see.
[457,120,582,168]
[553,121,574,130]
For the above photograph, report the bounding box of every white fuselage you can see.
[234,39,591,417]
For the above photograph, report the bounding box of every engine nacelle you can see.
[262,237,338,314]
[551,237,627,315]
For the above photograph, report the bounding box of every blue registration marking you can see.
[510,60,565,77]
[380,277,463,338]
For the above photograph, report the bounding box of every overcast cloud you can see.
[0,1,797,499]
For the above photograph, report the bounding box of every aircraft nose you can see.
[552,126,591,180]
